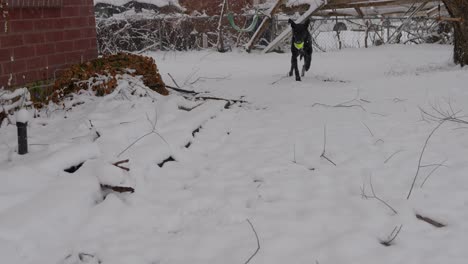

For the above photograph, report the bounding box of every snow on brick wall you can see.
[0,0,98,89]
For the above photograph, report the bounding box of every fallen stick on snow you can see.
[112,159,130,171]
[244,219,260,264]
[165,85,199,95]
[320,125,337,166]
[101,184,135,193]
[380,225,403,247]
[416,214,446,228]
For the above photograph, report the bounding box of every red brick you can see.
[55,41,74,53]
[47,53,67,66]
[45,31,64,42]
[16,70,39,84]
[10,20,35,32]
[74,39,90,50]
[89,38,97,48]
[66,51,83,64]
[83,49,98,61]
[0,49,12,62]
[59,18,73,28]
[7,10,22,21]
[80,6,94,16]
[33,19,55,31]
[35,43,56,55]
[13,46,36,60]
[21,9,43,20]
[63,0,85,6]
[69,17,89,28]
[0,75,10,88]
[24,33,46,44]
[43,8,62,18]
[11,60,27,73]
[64,29,82,40]
[88,16,97,27]
[27,57,47,70]
[81,27,97,38]
[0,35,24,48]
[62,7,81,17]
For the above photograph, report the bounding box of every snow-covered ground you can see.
[1,45,468,264]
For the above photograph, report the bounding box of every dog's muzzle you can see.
[294,42,304,50]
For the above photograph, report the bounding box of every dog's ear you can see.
[288,19,295,27]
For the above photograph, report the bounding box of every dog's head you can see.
[289,19,310,50]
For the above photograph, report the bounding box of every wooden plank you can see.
[245,0,285,52]
[355,7,365,17]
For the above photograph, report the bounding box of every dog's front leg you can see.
[291,54,301,81]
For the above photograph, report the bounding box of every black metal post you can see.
[17,121,28,155]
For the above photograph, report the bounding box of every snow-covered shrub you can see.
[0,88,31,127]
[32,53,167,108]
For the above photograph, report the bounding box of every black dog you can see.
[288,19,312,81]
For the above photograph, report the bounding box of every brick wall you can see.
[0,0,98,89]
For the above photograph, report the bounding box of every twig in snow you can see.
[420,159,447,188]
[101,184,134,193]
[311,102,366,111]
[320,125,336,166]
[407,120,446,200]
[361,176,398,215]
[384,149,404,164]
[271,75,288,85]
[415,214,446,228]
[117,109,170,157]
[244,219,260,264]
[419,105,468,125]
[362,122,374,137]
[380,225,403,246]
[188,75,230,85]
[312,89,366,111]
[167,73,182,89]
[165,85,199,95]
[112,159,130,171]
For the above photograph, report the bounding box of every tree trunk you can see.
[443,0,468,66]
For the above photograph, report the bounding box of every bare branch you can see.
[165,85,199,95]
[362,122,374,137]
[118,111,170,158]
[320,125,337,166]
[421,159,447,188]
[380,225,403,246]
[407,120,446,200]
[384,149,404,164]
[244,219,260,264]
[113,159,130,171]
[167,73,182,89]
[362,176,398,215]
